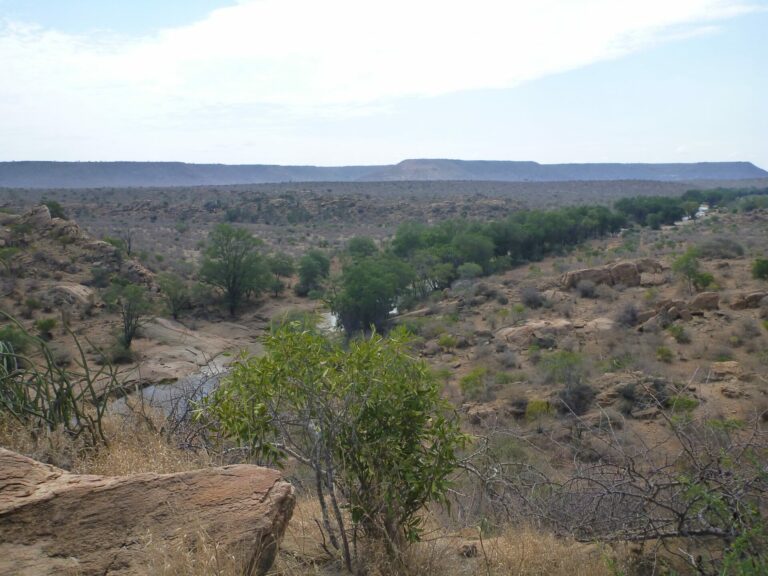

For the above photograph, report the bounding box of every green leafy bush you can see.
[203,326,466,566]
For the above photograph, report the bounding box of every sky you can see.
[0,0,766,167]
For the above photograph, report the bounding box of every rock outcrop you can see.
[496,319,572,347]
[730,291,768,310]
[0,449,294,576]
[560,259,663,289]
[560,267,612,289]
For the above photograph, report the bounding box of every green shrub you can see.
[667,324,691,344]
[693,271,714,291]
[540,351,585,386]
[460,367,490,400]
[437,333,458,350]
[203,326,466,564]
[88,266,112,288]
[667,395,699,413]
[494,372,518,386]
[457,262,483,279]
[43,200,67,219]
[525,399,554,421]
[24,298,42,311]
[34,318,57,340]
[656,346,674,363]
[0,324,32,354]
[753,258,768,280]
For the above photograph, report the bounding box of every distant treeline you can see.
[328,188,768,332]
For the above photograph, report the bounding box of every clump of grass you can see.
[667,395,699,413]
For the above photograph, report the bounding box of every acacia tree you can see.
[200,224,270,316]
[103,282,153,348]
[203,324,466,569]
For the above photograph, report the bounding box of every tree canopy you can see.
[199,223,270,316]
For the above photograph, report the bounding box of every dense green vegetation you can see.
[199,223,271,316]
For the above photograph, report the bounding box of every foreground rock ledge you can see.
[0,448,295,576]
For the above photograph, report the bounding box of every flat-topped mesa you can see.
[1,159,765,187]
[0,448,295,576]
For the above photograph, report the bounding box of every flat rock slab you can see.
[0,448,294,575]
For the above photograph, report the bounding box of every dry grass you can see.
[73,410,210,475]
[2,415,625,576]
[0,409,209,475]
[267,494,619,576]
[143,528,246,576]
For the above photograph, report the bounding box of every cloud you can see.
[0,0,761,160]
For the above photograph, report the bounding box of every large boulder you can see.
[689,292,719,312]
[730,291,768,310]
[609,261,640,287]
[18,205,52,229]
[560,267,612,289]
[496,319,572,347]
[0,449,294,576]
[635,258,664,274]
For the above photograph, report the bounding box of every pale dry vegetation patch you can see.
[0,409,209,475]
[73,410,210,475]
[143,528,245,576]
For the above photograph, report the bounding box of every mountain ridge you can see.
[0,159,766,188]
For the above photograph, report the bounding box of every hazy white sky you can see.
[0,0,766,167]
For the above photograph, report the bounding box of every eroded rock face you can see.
[0,449,294,576]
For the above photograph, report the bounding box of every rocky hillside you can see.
[0,206,252,389]
[397,208,768,456]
